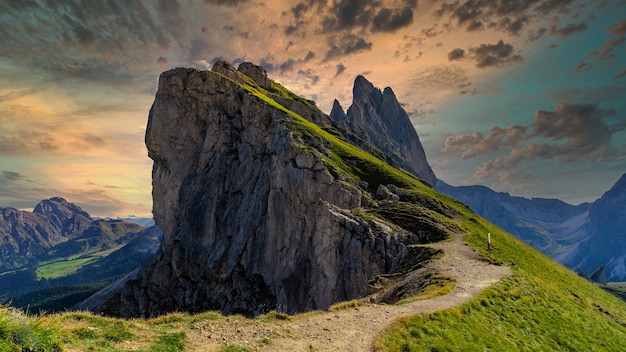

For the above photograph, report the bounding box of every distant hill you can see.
[0,197,162,312]
[436,174,626,282]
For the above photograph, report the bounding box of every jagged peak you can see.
[382,86,397,100]
[330,99,347,121]
[353,75,383,107]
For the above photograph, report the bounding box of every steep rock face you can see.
[99,62,433,318]
[330,76,437,187]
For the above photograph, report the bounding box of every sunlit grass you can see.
[36,257,95,279]
[0,305,62,351]
[374,212,626,351]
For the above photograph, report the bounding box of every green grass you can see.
[374,214,626,351]
[57,311,188,351]
[36,257,95,279]
[0,305,62,351]
[604,282,626,302]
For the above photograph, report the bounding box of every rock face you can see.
[330,76,437,187]
[98,62,448,318]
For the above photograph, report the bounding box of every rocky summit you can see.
[98,61,451,318]
[330,76,436,187]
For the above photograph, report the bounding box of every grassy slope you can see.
[375,215,626,351]
[3,68,624,351]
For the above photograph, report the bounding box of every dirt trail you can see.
[186,234,511,351]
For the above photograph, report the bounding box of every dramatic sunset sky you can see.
[1,0,625,217]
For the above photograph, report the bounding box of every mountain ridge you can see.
[0,197,162,312]
[436,173,626,281]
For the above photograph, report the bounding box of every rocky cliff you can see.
[98,62,457,318]
[330,76,437,187]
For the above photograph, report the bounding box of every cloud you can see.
[531,103,619,152]
[1,170,27,182]
[321,0,417,33]
[468,40,523,68]
[549,22,587,37]
[613,69,626,79]
[434,0,577,36]
[444,102,625,181]
[496,16,528,36]
[607,18,626,35]
[587,18,626,60]
[297,68,320,86]
[324,34,373,61]
[574,62,591,72]
[371,5,415,32]
[447,48,465,61]
[528,28,548,41]
[409,65,470,93]
[203,0,249,6]
[335,63,347,77]
[443,125,529,160]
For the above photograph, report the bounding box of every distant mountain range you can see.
[0,197,161,312]
[437,174,626,282]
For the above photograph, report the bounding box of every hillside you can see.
[2,63,625,351]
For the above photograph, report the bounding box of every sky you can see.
[0,0,625,217]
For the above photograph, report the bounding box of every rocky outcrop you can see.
[98,62,451,318]
[330,76,437,187]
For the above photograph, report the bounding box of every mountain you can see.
[98,217,155,227]
[97,62,455,318]
[436,175,626,281]
[0,197,93,271]
[330,76,437,187]
[557,174,626,281]
[0,197,162,311]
